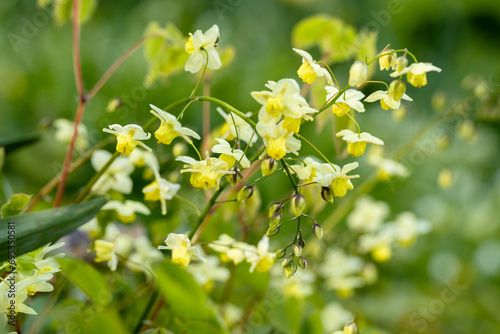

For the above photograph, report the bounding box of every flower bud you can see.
[298,256,307,270]
[343,322,358,334]
[261,157,278,176]
[379,48,396,71]
[291,194,306,217]
[389,80,406,102]
[106,98,122,112]
[275,248,286,260]
[348,61,368,87]
[237,185,254,202]
[312,223,323,240]
[266,226,280,237]
[268,202,282,218]
[297,237,305,248]
[284,261,297,279]
[269,213,282,230]
[293,244,302,257]
[281,256,292,268]
[227,169,243,185]
[395,55,408,72]
[321,186,334,203]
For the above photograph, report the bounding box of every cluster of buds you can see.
[275,233,308,278]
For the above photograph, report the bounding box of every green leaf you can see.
[53,0,98,26]
[0,133,40,154]
[0,197,106,262]
[1,193,32,218]
[58,256,111,305]
[292,14,332,49]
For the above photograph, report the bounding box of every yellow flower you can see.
[348,61,368,87]
[176,155,233,190]
[365,90,413,110]
[325,86,365,117]
[256,121,301,160]
[158,233,206,269]
[217,107,257,146]
[390,62,442,88]
[103,124,151,156]
[336,129,384,157]
[211,138,250,169]
[94,239,118,271]
[317,162,360,197]
[185,25,221,73]
[293,48,333,85]
[150,104,200,145]
[102,200,151,224]
[246,236,275,273]
[143,178,180,215]
[378,47,397,71]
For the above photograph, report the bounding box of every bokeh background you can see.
[1,0,500,333]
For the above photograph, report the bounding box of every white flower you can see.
[176,155,233,190]
[326,86,365,116]
[187,255,230,287]
[245,235,275,273]
[53,118,88,152]
[347,196,390,233]
[102,200,151,224]
[348,61,368,87]
[143,177,180,215]
[127,235,164,275]
[288,157,322,182]
[385,212,431,246]
[320,302,355,333]
[103,124,151,156]
[390,62,442,87]
[211,138,250,169]
[315,162,360,197]
[365,90,412,110]
[217,107,257,146]
[185,24,221,73]
[293,48,332,85]
[158,233,206,269]
[208,234,254,265]
[358,230,394,262]
[150,104,200,145]
[336,129,384,157]
[91,150,134,194]
[367,148,410,180]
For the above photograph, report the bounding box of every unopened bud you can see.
[106,98,122,112]
[312,224,323,240]
[321,186,334,203]
[395,55,408,72]
[268,202,282,218]
[281,256,292,268]
[275,248,286,260]
[284,261,297,279]
[343,322,358,334]
[298,256,307,270]
[293,244,302,257]
[291,194,306,217]
[269,213,282,230]
[379,48,395,71]
[261,157,278,176]
[237,185,254,201]
[266,226,280,237]
[297,237,305,248]
[227,169,243,185]
[389,80,406,102]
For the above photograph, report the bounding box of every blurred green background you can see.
[1,0,500,333]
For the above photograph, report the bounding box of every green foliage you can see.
[0,133,40,154]
[1,193,31,218]
[0,197,106,262]
[38,0,98,25]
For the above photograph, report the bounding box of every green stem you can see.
[317,86,350,116]
[188,186,225,240]
[174,194,201,216]
[74,151,120,203]
[281,159,299,193]
[295,133,337,171]
[317,61,340,88]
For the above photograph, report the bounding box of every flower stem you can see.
[281,159,299,193]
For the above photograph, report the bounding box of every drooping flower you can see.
[256,121,301,160]
[143,178,180,215]
[186,256,230,289]
[158,233,206,269]
[245,235,275,273]
[208,234,254,265]
[293,48,333,85]
[94,239,118,271]
[185,24,221,73]
[211,138,250,169]
[251,79,315,125]
[385,212,431,247]
[378,47,397,71]
[347,196,390,233]
[390,62,442,87]
[288,157,322,183]
[91,150,134,194]
[126,235,164,275]
[367,147,409,181]
[317,162,360,197]
[176,155,233,190]
[102,200,151,224]
[348,61,368,87]
[150,104,201,145]
[358,231,394,262]
[217,107,257,146]
[365,89,413,110]
[336,129,384,157]
[325,86,365,117]
[103,124,151,156]
[53,118,88,152]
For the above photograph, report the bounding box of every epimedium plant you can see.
[0,2,449,333]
